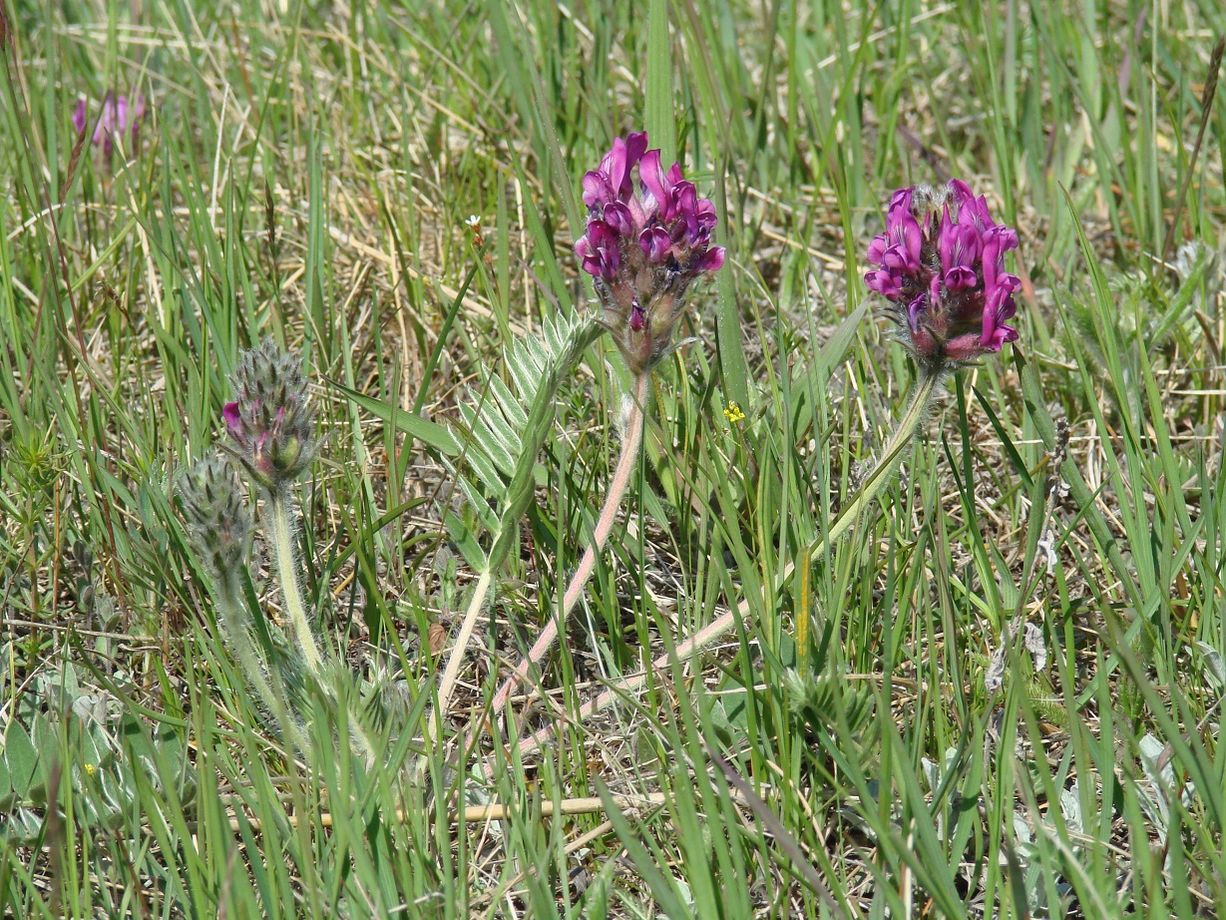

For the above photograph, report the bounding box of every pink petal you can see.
[889,187,914,211]
[603,136,628,196]
[582,171,610,207]
[223,402,243,435]
[639,149,668,214]
[603,201,633,236]
[639,226,672,262]
[624,132,649,168]
[697,246,725,272]
[866,233,890,265]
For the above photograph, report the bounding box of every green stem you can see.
[432,568,494,726]
[215,585,280,715]
[506,366,942,763]
[267,489,324,676]
[821,368,938,548]
[214,576,311,755]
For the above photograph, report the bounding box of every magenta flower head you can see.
[865,180,1021,369]
[72,92,147,163]
[221,340,316,493]
[574,132,725,374]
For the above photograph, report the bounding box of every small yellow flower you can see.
[723,401,746,425]
[84,763,97,777]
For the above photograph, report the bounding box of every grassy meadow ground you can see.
[2,0,1226,916]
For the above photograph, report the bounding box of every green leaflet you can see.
[450,313,600,572]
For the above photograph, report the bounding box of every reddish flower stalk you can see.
[488,372,650,716]
[485,133,724,726]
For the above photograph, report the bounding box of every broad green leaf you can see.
[645,0,675,163]
[4,722,40,799]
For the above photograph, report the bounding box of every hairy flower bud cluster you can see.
[223,340,316,492]
[179,454,253,577]
[575,132,725,374]
[72,92,146,162]
[865,180,1021,367]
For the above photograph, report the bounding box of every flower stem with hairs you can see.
[489,371,650,719]
[178,454,309,753]
[213,581,311,756]
[221,339,324,678]
[266,487,325,676]
[503,174,1024,762]
[505,365,941,763]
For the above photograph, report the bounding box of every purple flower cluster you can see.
[73,93,146,162]
[222,340,316,492]
[575,132,725,374]
[865,180,1021,365]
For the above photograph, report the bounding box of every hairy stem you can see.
[488,372,651,719]
[215,584,281,717]
[507,367,940,762]
[267,489,324,676]
[213,575,311,755]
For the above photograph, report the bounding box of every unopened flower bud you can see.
[222,339,317,491]
[179,454,253,576]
